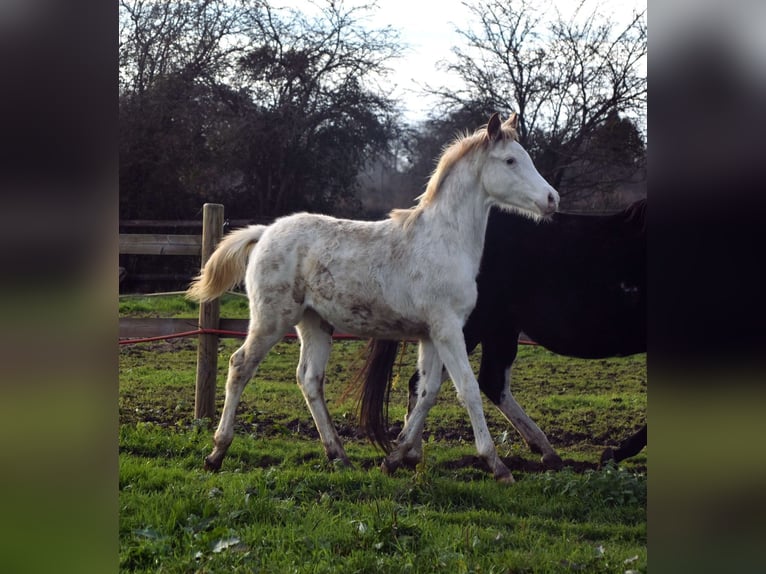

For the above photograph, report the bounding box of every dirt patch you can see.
[119,405,645,474]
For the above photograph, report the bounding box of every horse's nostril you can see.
[547,192,556,207]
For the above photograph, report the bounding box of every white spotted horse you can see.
[186,113,559,482]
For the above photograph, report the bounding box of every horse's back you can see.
[475,205,646,358]
[247,212,431,339]
[251,212,394,274]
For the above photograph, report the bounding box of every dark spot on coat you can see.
[292,277,306,304]
[350,304,372,319]
[313,264,335,300]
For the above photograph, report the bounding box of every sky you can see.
[356,0,646,122]
[274,0,646,122]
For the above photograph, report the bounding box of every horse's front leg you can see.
[382,339,442,474]
[493,375,562,469]
[432,326,514,483]
[478,341,562,469]
[405,371,419,424]
[401,328,480,465]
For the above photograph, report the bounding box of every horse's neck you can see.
[423,166,490,269]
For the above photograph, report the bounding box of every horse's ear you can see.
[504,112,519,130]
[487,113,502,141]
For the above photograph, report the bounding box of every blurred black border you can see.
[2,0,765,572]
[0,1,118,573]
[649,1,766,572]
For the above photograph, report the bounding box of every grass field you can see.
[119,295,646,572]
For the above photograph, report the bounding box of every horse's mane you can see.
[390,120,520,228]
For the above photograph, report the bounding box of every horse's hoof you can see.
[333,456,353,468]
[495,470,515,484]
[380,457,397,476]
[204,455,221,472]
[599,448,615,468]
[402,451,422,469]
[542,452,564,470]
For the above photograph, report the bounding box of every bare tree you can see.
[119,0,257,95]
[119,0,403,220]
[429,0,646,206]
[229,1,403,216]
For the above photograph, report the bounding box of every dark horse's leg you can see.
[478,334,562,469]
[600,424,647,466]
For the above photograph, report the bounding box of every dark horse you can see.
[358,199,646,468]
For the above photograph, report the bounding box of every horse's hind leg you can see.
[295,310,350,466]
[204,328,282,471]
[600,423,646,467]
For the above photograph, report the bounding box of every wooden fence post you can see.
[195,203,224,421]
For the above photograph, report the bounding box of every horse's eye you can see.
[505,158,516,165]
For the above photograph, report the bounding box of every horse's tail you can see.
[358,339,401,453]
[186,225,267,303]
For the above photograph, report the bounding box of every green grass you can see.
[120,426,645,573]
[119,291,250,318]
[120,295,646,572]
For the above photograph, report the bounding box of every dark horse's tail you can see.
[357,339,401,453]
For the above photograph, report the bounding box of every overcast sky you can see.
[276,0,647,122]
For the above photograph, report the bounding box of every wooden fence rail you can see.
[118,234,201,256]
[119,203,223,421]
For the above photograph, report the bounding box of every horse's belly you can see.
[299,260,430,338]
[312,299,428,339]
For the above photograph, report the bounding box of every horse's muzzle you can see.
[541,190,559,215]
